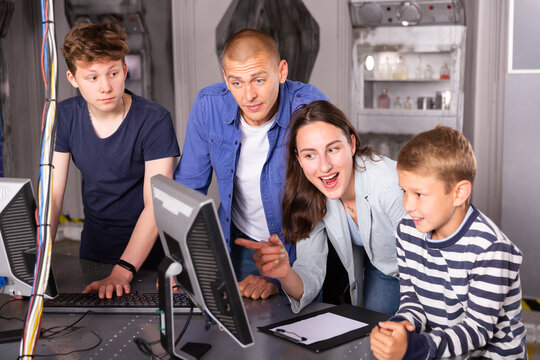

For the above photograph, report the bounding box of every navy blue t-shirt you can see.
[55,90,180,269]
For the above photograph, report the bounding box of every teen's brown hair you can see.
[61,22,128,74]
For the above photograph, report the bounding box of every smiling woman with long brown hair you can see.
[237,100,405,314]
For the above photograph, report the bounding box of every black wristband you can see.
[116,259,137,277]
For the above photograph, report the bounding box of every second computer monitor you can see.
[0,178,57,298]
[151,174,254,349]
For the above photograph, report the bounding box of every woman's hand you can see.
[235,235,304,301]
[234,235,291,280]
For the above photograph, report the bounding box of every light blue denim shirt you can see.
[174,80,327,265]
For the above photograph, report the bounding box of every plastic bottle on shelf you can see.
[440,62,450,79]
[394,96,402,109]
[379,56,392,80]
[377,88,391,109]
[392,55,408,80]
[404,96,412,110]
[424,64,433,80]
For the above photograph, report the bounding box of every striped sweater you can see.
[391,205,526,359]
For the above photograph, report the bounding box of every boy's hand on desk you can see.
[235,235,291,280]
[238,275,279,299]
[82,266,133,299]
[370,321,411,360]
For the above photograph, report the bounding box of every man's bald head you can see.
[222,29,280,68]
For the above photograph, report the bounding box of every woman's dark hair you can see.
[282,100,374,244]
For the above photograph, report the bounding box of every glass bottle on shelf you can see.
[440,61,450,79]
[424,64,433,80]
[404,96,412,110]
[415,55,422,80]
[393,96,402,109]
[379,56,392,80]
[377,88,390,109]
[392,55,408,80]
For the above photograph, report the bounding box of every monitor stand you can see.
[158,257,211,360]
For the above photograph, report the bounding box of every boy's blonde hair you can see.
[397,125,477,193]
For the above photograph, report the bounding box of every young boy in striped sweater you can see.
[370,125,526,360]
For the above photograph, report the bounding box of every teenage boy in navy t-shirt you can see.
[52,22,180,299]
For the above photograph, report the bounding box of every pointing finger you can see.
[234,238,266,250]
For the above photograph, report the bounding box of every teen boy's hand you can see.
[370,320,414,360]
[83,266,133,299]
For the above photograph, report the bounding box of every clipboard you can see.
[258,303,390,353]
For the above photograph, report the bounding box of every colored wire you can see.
[19,0,57,358]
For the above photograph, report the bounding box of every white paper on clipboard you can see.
[270,312,368,345]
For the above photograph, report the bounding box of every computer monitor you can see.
[0,178,57,298]
[151,175,254,358]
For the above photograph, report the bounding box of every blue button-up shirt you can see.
[174,80,327,265]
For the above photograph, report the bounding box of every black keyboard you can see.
[43,292,199,314]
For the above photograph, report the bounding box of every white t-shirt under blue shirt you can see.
[231,115,276,241]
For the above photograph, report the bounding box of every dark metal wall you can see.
[141,0,174,114]
[0,0,43,183]
[216,0,319,83]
